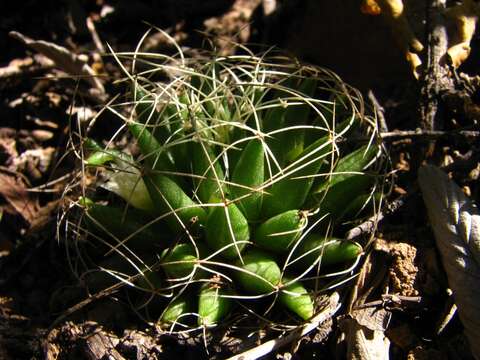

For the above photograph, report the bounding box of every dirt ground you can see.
[0,1,479,359]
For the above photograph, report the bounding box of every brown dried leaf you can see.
[0,133,18,165]
[352,307,391,332]
[0,172,39,226]
[341,316,391,360]
[418,165,480,359]
[0,55,54,91]
[9,31,104,94]
[11,147,55,180]
[445,1,479,68]
[348,246,389,313]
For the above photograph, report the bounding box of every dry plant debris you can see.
[361,0,480,75]
[419,165,480,359]
[9,31,105,96]
[0,172,39,228]
[445,0,480,67]
[361,0,424,78]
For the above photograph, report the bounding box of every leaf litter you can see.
[419,165,480,359]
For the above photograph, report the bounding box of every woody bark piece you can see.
[9,31,104,94]
[418,165,480,360]
[419,0,453,157]
[84,332,125,360]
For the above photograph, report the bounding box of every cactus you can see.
[71,48,386,329]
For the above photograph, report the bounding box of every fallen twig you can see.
[353,294,422,310]
[86,16,105,54]
[346,195,407,241]
[346,214,383,241]
[379,129,479,140]
[368,90,388,133]
[347,129,479,145]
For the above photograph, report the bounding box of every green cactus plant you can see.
[70,47,386,329]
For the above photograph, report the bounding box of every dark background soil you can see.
[0,1,479,359]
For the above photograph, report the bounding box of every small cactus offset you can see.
[71,46,386,329]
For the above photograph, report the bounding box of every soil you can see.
[0,1,479,359]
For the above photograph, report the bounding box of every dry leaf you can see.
[0,55,54,84]
[445,0,480,68]
[263,0,277,16]
[353,306,391,332]
[341,249,391,359]
[361,0,424,78]
[418,165,480,359]
[11,147,55,180]
[0,172,39,226]
[361,0,382,16]
[9,31,104,94]
[341,316,391,360]
[0,132,18,165]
